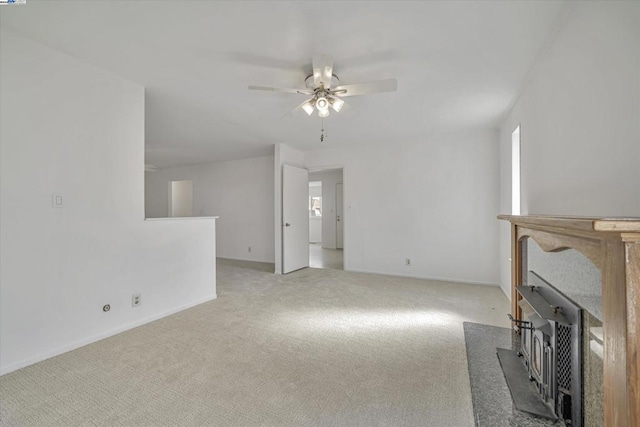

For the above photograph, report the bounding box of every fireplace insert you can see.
[500,271,583,426]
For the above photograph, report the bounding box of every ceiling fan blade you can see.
[248,85,313,95]
[312,53,334,89]
[332,78,397,97]
[332,99,360,120]
[144,163,158,173]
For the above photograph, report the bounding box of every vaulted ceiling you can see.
[1,1,568,167]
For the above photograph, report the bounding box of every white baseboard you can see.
[499,283,512,300]
[0,294,217,376]
[345,267,499,287]
[218,255,275,264]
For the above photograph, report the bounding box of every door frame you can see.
[168,179,194,217]
[335,182,344,249]
[307,165,346,269]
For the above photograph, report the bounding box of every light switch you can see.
[52,193,64,208]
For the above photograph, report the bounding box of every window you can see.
[512,125,521,215]
[310,197,322,217]
[309,181,322,217]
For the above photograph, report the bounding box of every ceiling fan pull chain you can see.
[320,118,325,142]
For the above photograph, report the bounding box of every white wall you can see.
[309,169,343,249]
[498,1,640,297]
[274,143,305,274]
[0,30,217,374]
[145,156,274,263]
[305,130,500,285]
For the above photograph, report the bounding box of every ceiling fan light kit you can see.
[316,96,329,111]
[330,96,344,112]
[249,53,397,120]
[301,99,315,116]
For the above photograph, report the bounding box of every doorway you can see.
[169,180,193,217]
[308,168,344,270]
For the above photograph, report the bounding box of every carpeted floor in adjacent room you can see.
[0,259,510,426]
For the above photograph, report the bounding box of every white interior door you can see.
[282,164,309,273]
[336,182,343,249]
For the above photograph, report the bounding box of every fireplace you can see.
[497,215,640,427]
[499,271,583,425]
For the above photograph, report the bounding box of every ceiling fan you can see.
[248,53,397,118]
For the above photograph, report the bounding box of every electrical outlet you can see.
[406,258,411,266]
[248,246,252,253]
[132,293,141,307]
[52,193,64,208]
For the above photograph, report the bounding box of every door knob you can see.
[285,223,291,227]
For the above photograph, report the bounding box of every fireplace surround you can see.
[498,215,639,427]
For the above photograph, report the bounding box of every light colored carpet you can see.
[0,259,510,426]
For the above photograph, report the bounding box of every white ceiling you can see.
[1,1,567,168]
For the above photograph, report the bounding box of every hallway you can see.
[309,243,343,270]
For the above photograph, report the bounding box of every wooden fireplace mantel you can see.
[498,215,639,427]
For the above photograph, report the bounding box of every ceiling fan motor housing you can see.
[305,73,340,89]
